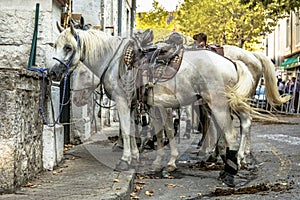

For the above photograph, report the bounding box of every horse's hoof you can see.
[115,159,130,171]
[219,171,235,187]
[131,158,139,169]
[165,165,177,172]
[240,154,257,170]
[150,165,161,173]
[206,155,218,163]
[112,145,123,152]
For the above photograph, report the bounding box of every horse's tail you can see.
[233,60,255,97]
[225,86,252,113]
[252,52,291,105]
[225,85,277,121]
[226,60,275,120]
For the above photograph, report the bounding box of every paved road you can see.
[131,115,300,200]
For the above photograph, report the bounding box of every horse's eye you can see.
[64,44,72,53]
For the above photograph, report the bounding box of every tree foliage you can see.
[176,0,267,49]
[135,0,298,50]
[240,0,300,19]
[136,1,178,42]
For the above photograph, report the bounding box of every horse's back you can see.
[223,45,262,75]
[182,49,238,83]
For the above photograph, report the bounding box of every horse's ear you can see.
[80,16,85,28]
[56,21,64,33]
[70,23,77,39]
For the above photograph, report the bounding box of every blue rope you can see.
[28,67,69,127]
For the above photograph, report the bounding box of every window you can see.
[277,24,281,65]
[286,19,291,48]
[296,12,300,46]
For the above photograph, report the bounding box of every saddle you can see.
[120,29,184,107]
[193,44,224,56]
[124,29,184,81]
[207,44,224,56]
[145,44,184,81]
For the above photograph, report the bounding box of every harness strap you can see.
[100,38,126,100]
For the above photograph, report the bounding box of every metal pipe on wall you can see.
[118,0,122,36]
[130,0,136,37]
[28,3,39,68]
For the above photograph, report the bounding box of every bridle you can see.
[52,32,81,75]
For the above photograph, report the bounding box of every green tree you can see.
[176,0,267,49]
[240,0,300,19]
[136,1,178,42]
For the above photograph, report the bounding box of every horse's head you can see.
[49,22,83,81]
[72,64,100,107]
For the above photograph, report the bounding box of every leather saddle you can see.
[124,29,184,82]
[192,43,224,56]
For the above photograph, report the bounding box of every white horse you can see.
[71,63,100,107]
[49,25,254,187]
[195,44,290,166]
[71,64,178,172]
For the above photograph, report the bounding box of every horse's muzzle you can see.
[48,64,65,81]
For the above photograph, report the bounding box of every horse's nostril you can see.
[48,67,62,81]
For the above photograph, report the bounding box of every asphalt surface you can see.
[0,115,299,200]
[132,115,300,200]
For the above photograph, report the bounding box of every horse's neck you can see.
[82,35,124,79]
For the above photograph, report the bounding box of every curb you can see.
[102,169,135,200]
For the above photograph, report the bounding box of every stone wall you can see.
[0,68,44,193]
[73,0,101,26]
[0,1,56,69]
[0,0,65,193]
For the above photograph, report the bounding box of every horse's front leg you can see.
[151,129,164,171]
[114,103,136,171]
[130,111,140,167]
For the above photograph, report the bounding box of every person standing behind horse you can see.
[193,32,207,48]
[277,78,284,95]
[192,32,224,56]
[293,77,300,113]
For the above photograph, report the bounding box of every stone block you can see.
[42,125,64,170]
[0,139,15,193]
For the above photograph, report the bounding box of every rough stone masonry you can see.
[0,68,44,193]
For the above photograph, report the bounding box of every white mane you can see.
[76,29,124,72]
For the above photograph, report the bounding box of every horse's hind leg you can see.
[237,112,252,168]
[210,104,238,187]
[151,108,178,172]
[164,108,178,172]
[196,106,219,162]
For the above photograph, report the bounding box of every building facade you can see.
[266,10,300,79]
[265,10,300,113]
